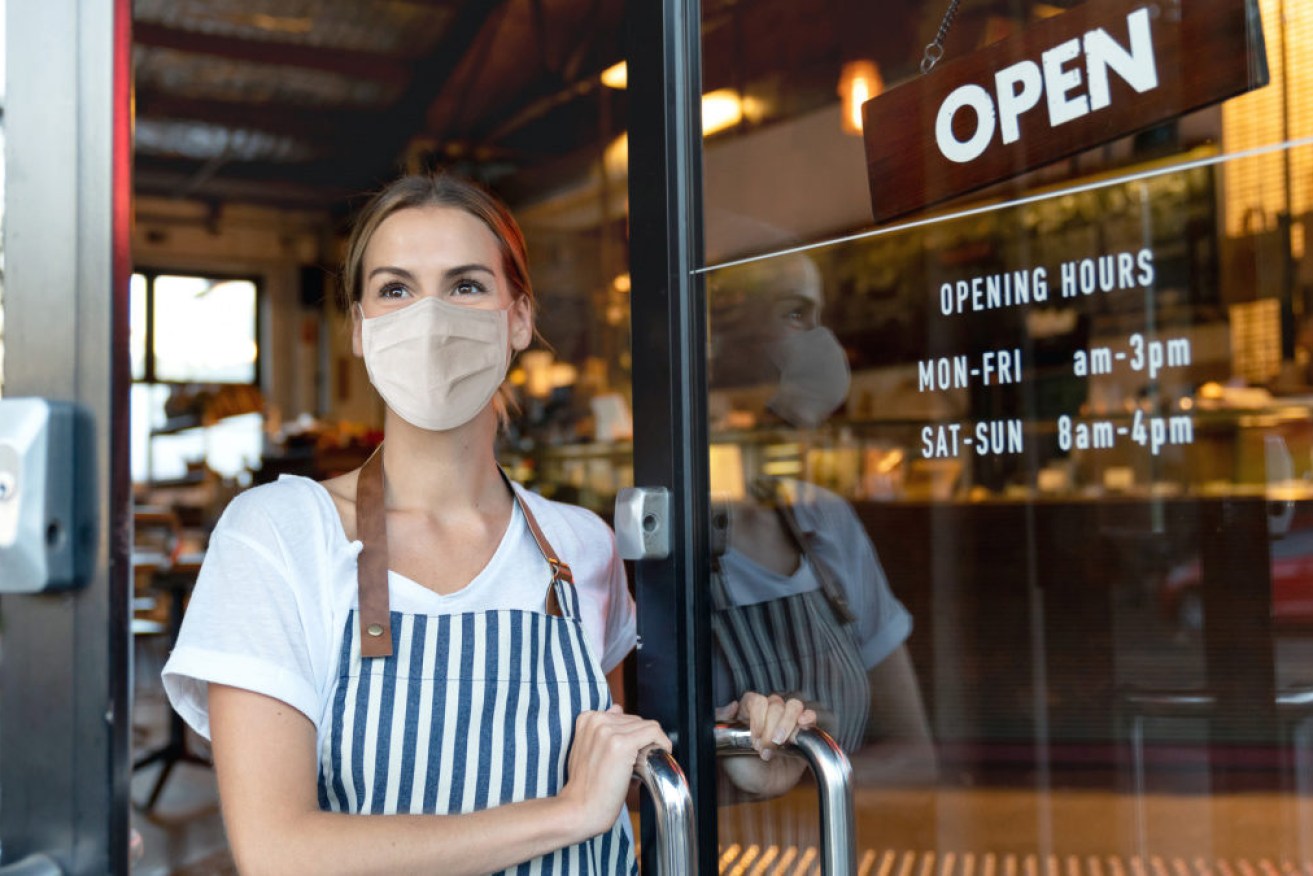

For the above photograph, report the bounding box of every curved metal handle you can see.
[632,745,698,875]
[0,854,62,876]
[715,724,856,876]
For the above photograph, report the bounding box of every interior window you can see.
[130,271,262,485]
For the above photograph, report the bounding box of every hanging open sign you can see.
[862,0,1268,225]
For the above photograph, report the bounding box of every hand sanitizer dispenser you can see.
[0,398,97,593]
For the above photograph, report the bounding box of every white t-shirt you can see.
[711,480,912,704]
[162,475,637,752]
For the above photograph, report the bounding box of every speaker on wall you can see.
[299,264,327,309]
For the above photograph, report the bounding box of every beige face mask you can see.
[359,296,512,431]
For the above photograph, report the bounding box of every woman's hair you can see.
[340,172,534,313]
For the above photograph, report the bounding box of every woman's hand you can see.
[716,692,818,761]
[714,692,817,798]
[558,705,671,841]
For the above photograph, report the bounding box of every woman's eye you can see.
[378,283,409,300]
[452,278,487,297]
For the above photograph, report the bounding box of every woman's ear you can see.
[509,295,534,352]
[351,303,364,357]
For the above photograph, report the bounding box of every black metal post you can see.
[624,0,717,871]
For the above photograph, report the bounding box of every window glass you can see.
[130,272,262,486]
[152,275,257,384]
[130,272,147,381]
[700,0,1313,868]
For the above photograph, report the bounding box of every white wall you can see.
[132,197,378,428]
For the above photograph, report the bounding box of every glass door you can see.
[0,1,133,872]
[629,0,1313,871]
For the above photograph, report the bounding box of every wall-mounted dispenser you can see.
[0,398,97,593]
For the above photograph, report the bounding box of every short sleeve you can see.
[847,534,913,669]
[162,493,324,740]
[795,484,913,669]
[598,539,637,673]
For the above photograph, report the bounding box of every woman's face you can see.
[352,205,533,354]
[709,256,824,387]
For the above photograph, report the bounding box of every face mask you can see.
[766,326,851,428]
[359,296,512,431]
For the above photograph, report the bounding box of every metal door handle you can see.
[715,724,856,875]
[0,854,62,876]
[632,745,698,874]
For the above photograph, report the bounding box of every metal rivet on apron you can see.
[367,623,384,637]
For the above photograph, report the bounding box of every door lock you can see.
[614,487,670,560]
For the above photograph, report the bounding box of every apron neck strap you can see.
[498,468,569,618]
[356,445,394,658]
[751,476,856,625]
[355,448,570,660]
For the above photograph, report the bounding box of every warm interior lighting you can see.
[702,88,745,136]
[519,350,554,398]
[837,60,883,135]
[709,444,747,501]
[604,133,628,178]
[549,362,578,390]
[612,272,631,293]
[1223,0,1312,256]
[601,61,628,89]
[601,91,752,177]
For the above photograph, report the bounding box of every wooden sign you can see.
[862,0,1268,225]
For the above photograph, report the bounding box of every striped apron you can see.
[709,478,869,753]
[316,448,636,875]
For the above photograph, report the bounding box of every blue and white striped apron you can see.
[709,478,869,752]
[316,447,636,874]
[710,479,869,863]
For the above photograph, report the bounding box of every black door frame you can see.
[624,0,720,871]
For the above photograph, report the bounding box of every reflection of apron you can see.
[317,447,635,875]
[709,479,869,753]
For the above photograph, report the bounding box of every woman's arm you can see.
[855,644,938,785]
[210,684,667,876]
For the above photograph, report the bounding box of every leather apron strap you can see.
[356,447,570,659]
[751,476,856,625]
[356,446,394,658]
[497,468,569,619]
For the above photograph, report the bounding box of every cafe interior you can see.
[41,0,1313,870]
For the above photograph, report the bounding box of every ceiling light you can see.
[837,60,883,135]
[702,89,744,136]
[601,61,628,89]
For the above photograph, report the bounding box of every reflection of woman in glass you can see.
[708,254,937,796]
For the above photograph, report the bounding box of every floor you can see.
[126,714,1313,875]
[131,638,233,875]
[128,642,1313,874]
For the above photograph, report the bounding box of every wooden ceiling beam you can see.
[134,89,383,143]
[134,155,357,209]
[133,21,411,87]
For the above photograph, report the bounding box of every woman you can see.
[707,253,936,793]
[162,173,810,875]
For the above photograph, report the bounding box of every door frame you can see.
[0,1,134,872]
[624,0,719,871]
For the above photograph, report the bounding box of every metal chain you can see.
[921,0,962,74]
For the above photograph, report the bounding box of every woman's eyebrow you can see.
[443,263,494,279]
[367,265,416,282]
